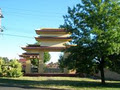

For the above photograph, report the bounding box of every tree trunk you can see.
[100,57,105,84]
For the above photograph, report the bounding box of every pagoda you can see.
[20,28,71,74]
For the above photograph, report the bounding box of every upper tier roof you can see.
[36,28,69,34]
[35,36,72,41]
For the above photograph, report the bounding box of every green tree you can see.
[2,57,9,63]
[0,58,4,76]
[61,0,120,84]
[31,58,39,66]
[0,58,23,77]
[44,52,51,63]
[0,57,8,76]
[58,54,65,71]
[8,59,23,77]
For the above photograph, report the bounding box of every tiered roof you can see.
[20,28,71,58]
[22,45,66,52]
[35,36,71,41]
[36,28,67,34]
[19,52,39,58]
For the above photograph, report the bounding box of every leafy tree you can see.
[107,54,120,74]
[61,0,120,84]
[59,50,97,76]
[2,57,9,63]
[0,58,4,76]
[44,52,51,63]
[0,57,8,76]
[0,58,23,77]
[58,54,65,71]
[31,58,39,66]
[8,59,23,77]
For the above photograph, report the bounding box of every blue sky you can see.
[0,0,80,63]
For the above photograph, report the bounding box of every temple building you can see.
[20,28,71,74]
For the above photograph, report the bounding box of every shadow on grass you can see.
[0,78,120,89]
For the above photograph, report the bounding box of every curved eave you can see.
[19,55,28,57]
[19,55,29,58]
[35,37,72,41]
[19,55,39,58]
[35,28,68,34]
[23,53,39,55]
[22,46,66,52]
[27,44,40,47]
[36,28,65,31]
[36,30,67,34]
[20,53,39,58]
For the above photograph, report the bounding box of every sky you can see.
[0,0,80,63]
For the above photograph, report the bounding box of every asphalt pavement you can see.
[0,84,66,90]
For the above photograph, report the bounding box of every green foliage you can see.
[61,0,120,84]
[44,52,51,63]
[0,58,23,77]
[2,57,9,63]
[58,54,65,72]
[107,54,120,74]
[0,58,4,76]
[7,60,23,77]
[30,58,39,66]
[58,55,64,69]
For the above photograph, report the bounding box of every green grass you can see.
[0,76,120,90]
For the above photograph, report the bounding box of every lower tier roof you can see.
[22,46,66,52]
[19,53,39,58]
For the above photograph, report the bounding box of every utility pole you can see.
[0,8,4,32]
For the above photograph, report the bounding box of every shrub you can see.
[7,59,23,77]
[0,58,23,77]
[0,58,4,76]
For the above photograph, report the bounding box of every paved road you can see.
[0,86,42,90]
[0,85,65,90]
[0,86,47,90]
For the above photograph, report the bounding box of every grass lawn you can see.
[0,76,120,90]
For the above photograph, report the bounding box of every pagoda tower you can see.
[21,28,71,74]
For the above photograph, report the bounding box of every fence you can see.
[44,68,63,74]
